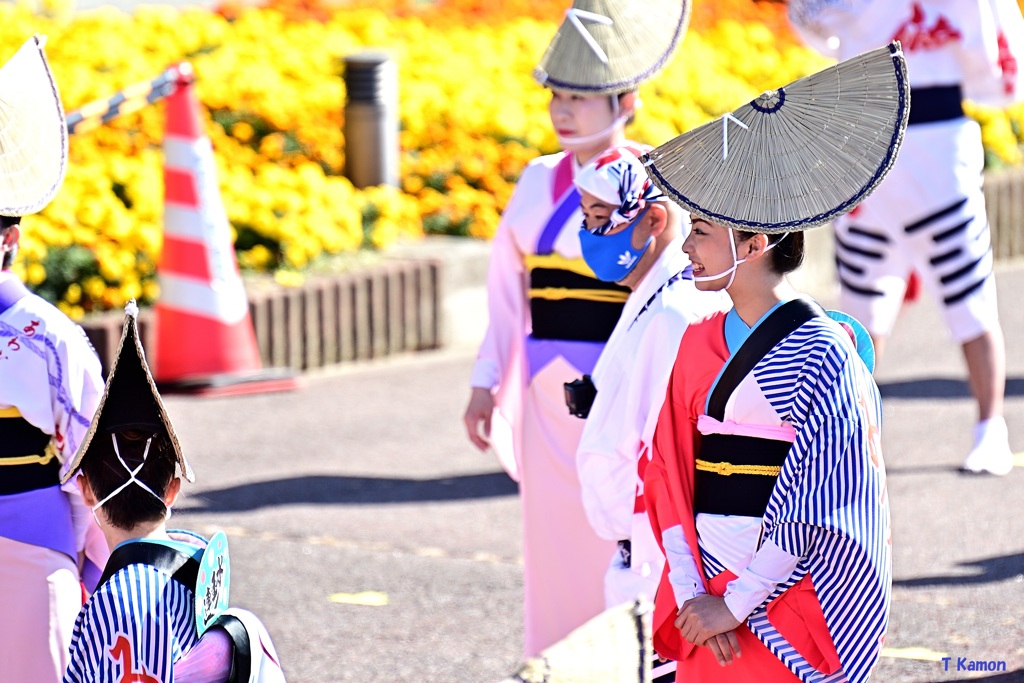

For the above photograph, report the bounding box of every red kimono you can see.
[645,307,890,683]
[644,311,730,666]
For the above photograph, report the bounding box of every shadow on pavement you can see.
[894,552,1024,588]
[878,377,1024,399]
[180,472,519,511]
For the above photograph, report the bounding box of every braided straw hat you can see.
[62,302,194,485]
[642,42,910,234]
[0,35,67,218]
[534,0,691,95]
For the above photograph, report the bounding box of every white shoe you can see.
[960,418,1014,476]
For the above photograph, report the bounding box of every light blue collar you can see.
[723,300,790,355]
[707,298,795,413]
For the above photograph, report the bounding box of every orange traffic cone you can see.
[153,63,296,396]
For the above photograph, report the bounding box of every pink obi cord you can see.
[697,415,796,443]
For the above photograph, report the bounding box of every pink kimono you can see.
[0,271,107,682]
[470,150,631,657]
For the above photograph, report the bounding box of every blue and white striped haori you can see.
[725,314,891,682]
[63,533,206,682]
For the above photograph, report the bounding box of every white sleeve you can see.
[961,0,1024,106]
[578,314,688,541]
[722,538,801,622]
[639,314,690,450]
[470,186,529,391]
[662,525,705,608]
[576,331,634,541]
[576,395,636,541]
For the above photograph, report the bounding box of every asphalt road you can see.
[166,265,1024,683]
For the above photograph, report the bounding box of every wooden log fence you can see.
[985,167,1024,261]
[81,258,442,375]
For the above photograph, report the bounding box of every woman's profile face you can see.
[548,89,615,143]
[682,218,737,291]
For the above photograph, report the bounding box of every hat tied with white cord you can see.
[62,301,194,492]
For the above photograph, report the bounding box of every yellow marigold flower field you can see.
[2,0,1023,317]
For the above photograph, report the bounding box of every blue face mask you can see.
[579,206,652,283]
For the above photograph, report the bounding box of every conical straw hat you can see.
[62,302,194,485]
[534,0,690,95]
[0,35,67,218]
[642,42,910,234]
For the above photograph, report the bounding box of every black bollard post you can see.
[343,52,399,189]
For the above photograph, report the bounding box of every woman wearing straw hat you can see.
[0,36,109,683]
[641,44,905,682]
[461,0,691,658]
[787,0,1024,476]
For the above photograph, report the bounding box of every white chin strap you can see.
[91,433,169,523]
[693,229,780,289]
[557,115,630,148]
[556,94,636,149]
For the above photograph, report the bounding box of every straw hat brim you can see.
[61,307,194,485]
[642,42,910,233]
[0,35,68,218]
[534,0,691,95]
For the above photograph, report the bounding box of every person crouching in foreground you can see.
[62,303,286,683]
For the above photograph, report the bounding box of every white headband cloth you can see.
[575,146,666,234]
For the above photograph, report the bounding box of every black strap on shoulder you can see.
[214,614,253,683]
[97,542,201,594]
[707,299,825,421]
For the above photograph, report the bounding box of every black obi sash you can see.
[97,541,263,683]
[98,541,259,683]
[694,300,824,517]
[908,85,963,126]
[0,415,61,495]
[529,262,630,341]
